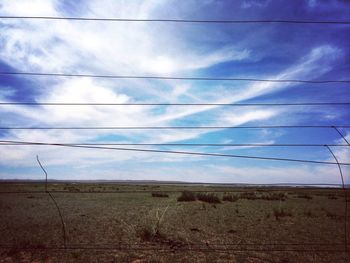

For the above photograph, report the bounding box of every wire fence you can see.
[0,10,349,257]
[1,71,350,83]
[1,16,350,24]
[0,148,349,253]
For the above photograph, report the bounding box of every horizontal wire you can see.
[1,16,350,24]
[0,142,347,147]
[0,245,346,253]
[0,140,348,166]
[0,242,345,247]
[0,242,346,247]
[0,71,349,83]
[0,242,344,249]
[1,102,350,106]
[0,187,346,194]
[1,125,349,130]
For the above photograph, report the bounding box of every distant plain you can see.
[0,182,349,262]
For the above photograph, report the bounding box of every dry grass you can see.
[0,183,348,262]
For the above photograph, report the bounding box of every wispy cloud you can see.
[0,0,348,182]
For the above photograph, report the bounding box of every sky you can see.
[0,0,349,184]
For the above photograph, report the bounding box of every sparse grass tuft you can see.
[222,194,239,202]
[261,192,287,201]
[64,186,80,192]
[303,209,314,217]
[177,191,196,202]
[151,192,169,198]
[325,210,341,220]
[196,193,221,203]
[138,206,169,242]
[239,192,259,200]
[138,227,157,241]
[327,194,338,200]
[273,208,292,220]
[297,193,313,200]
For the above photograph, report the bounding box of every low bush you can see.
[303,209,314,217]
[239,192,259,200]
[261,192,287,201]
[137,227,164,242]
[325,210,341,220]
[222,194,239,202]
[64,186,80,192]
[273,208,292,220]
[327,194,338,200]
[297,193,313,200]
[151,192,169,198]
[196,193,221,203]
[177,191,196,202]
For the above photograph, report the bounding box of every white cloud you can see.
[0,1,345,182]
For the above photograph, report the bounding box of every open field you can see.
[0,182,349,262]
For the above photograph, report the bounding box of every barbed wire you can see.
[1,71,350,83]
[1,10,349,256]
[1,102,350,106]
[0,151,348,253]
[0,142,347,147]
[0,244,347,253]
[1,125,350,130]
[1,16,350,24]
[0,140,348,165]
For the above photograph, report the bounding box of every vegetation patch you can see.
[297,193,313,200]
[151,192,169,198]
[177,191,196,202]
[261,192,287,201]
[239,192,259,200]
[327,194,338,200]
[325,210,342,220]
[303,209,314,218]
[137,226,164,242]
[222,194,239,202]
[196,193,221,203]
[64,186,80,192]
[273,208,293,220]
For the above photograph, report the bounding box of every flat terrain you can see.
[0,182,349,262]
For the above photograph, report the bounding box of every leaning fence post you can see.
[325,145,348,252]
[37,155,67,248]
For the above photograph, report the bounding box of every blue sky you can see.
[0,0,349,184]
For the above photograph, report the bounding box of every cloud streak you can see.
[0,0,349,183]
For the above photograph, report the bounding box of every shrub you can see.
[261,192,287,201]
[196,193,221,203]
[139,228,151,241]
[327,194,338,200]
[138,206,169,242]
[303,209,314,217]
[297,193,313,200]
[177,191,196,202]
[65,186,80,192]
[273,208,292,220]
[222,194,239,202]
[137,227,163,242]
[239,192,259,200]
[151,192,169,198]
[325,210,340,220]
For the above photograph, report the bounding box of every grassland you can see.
[0,182,349,262]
